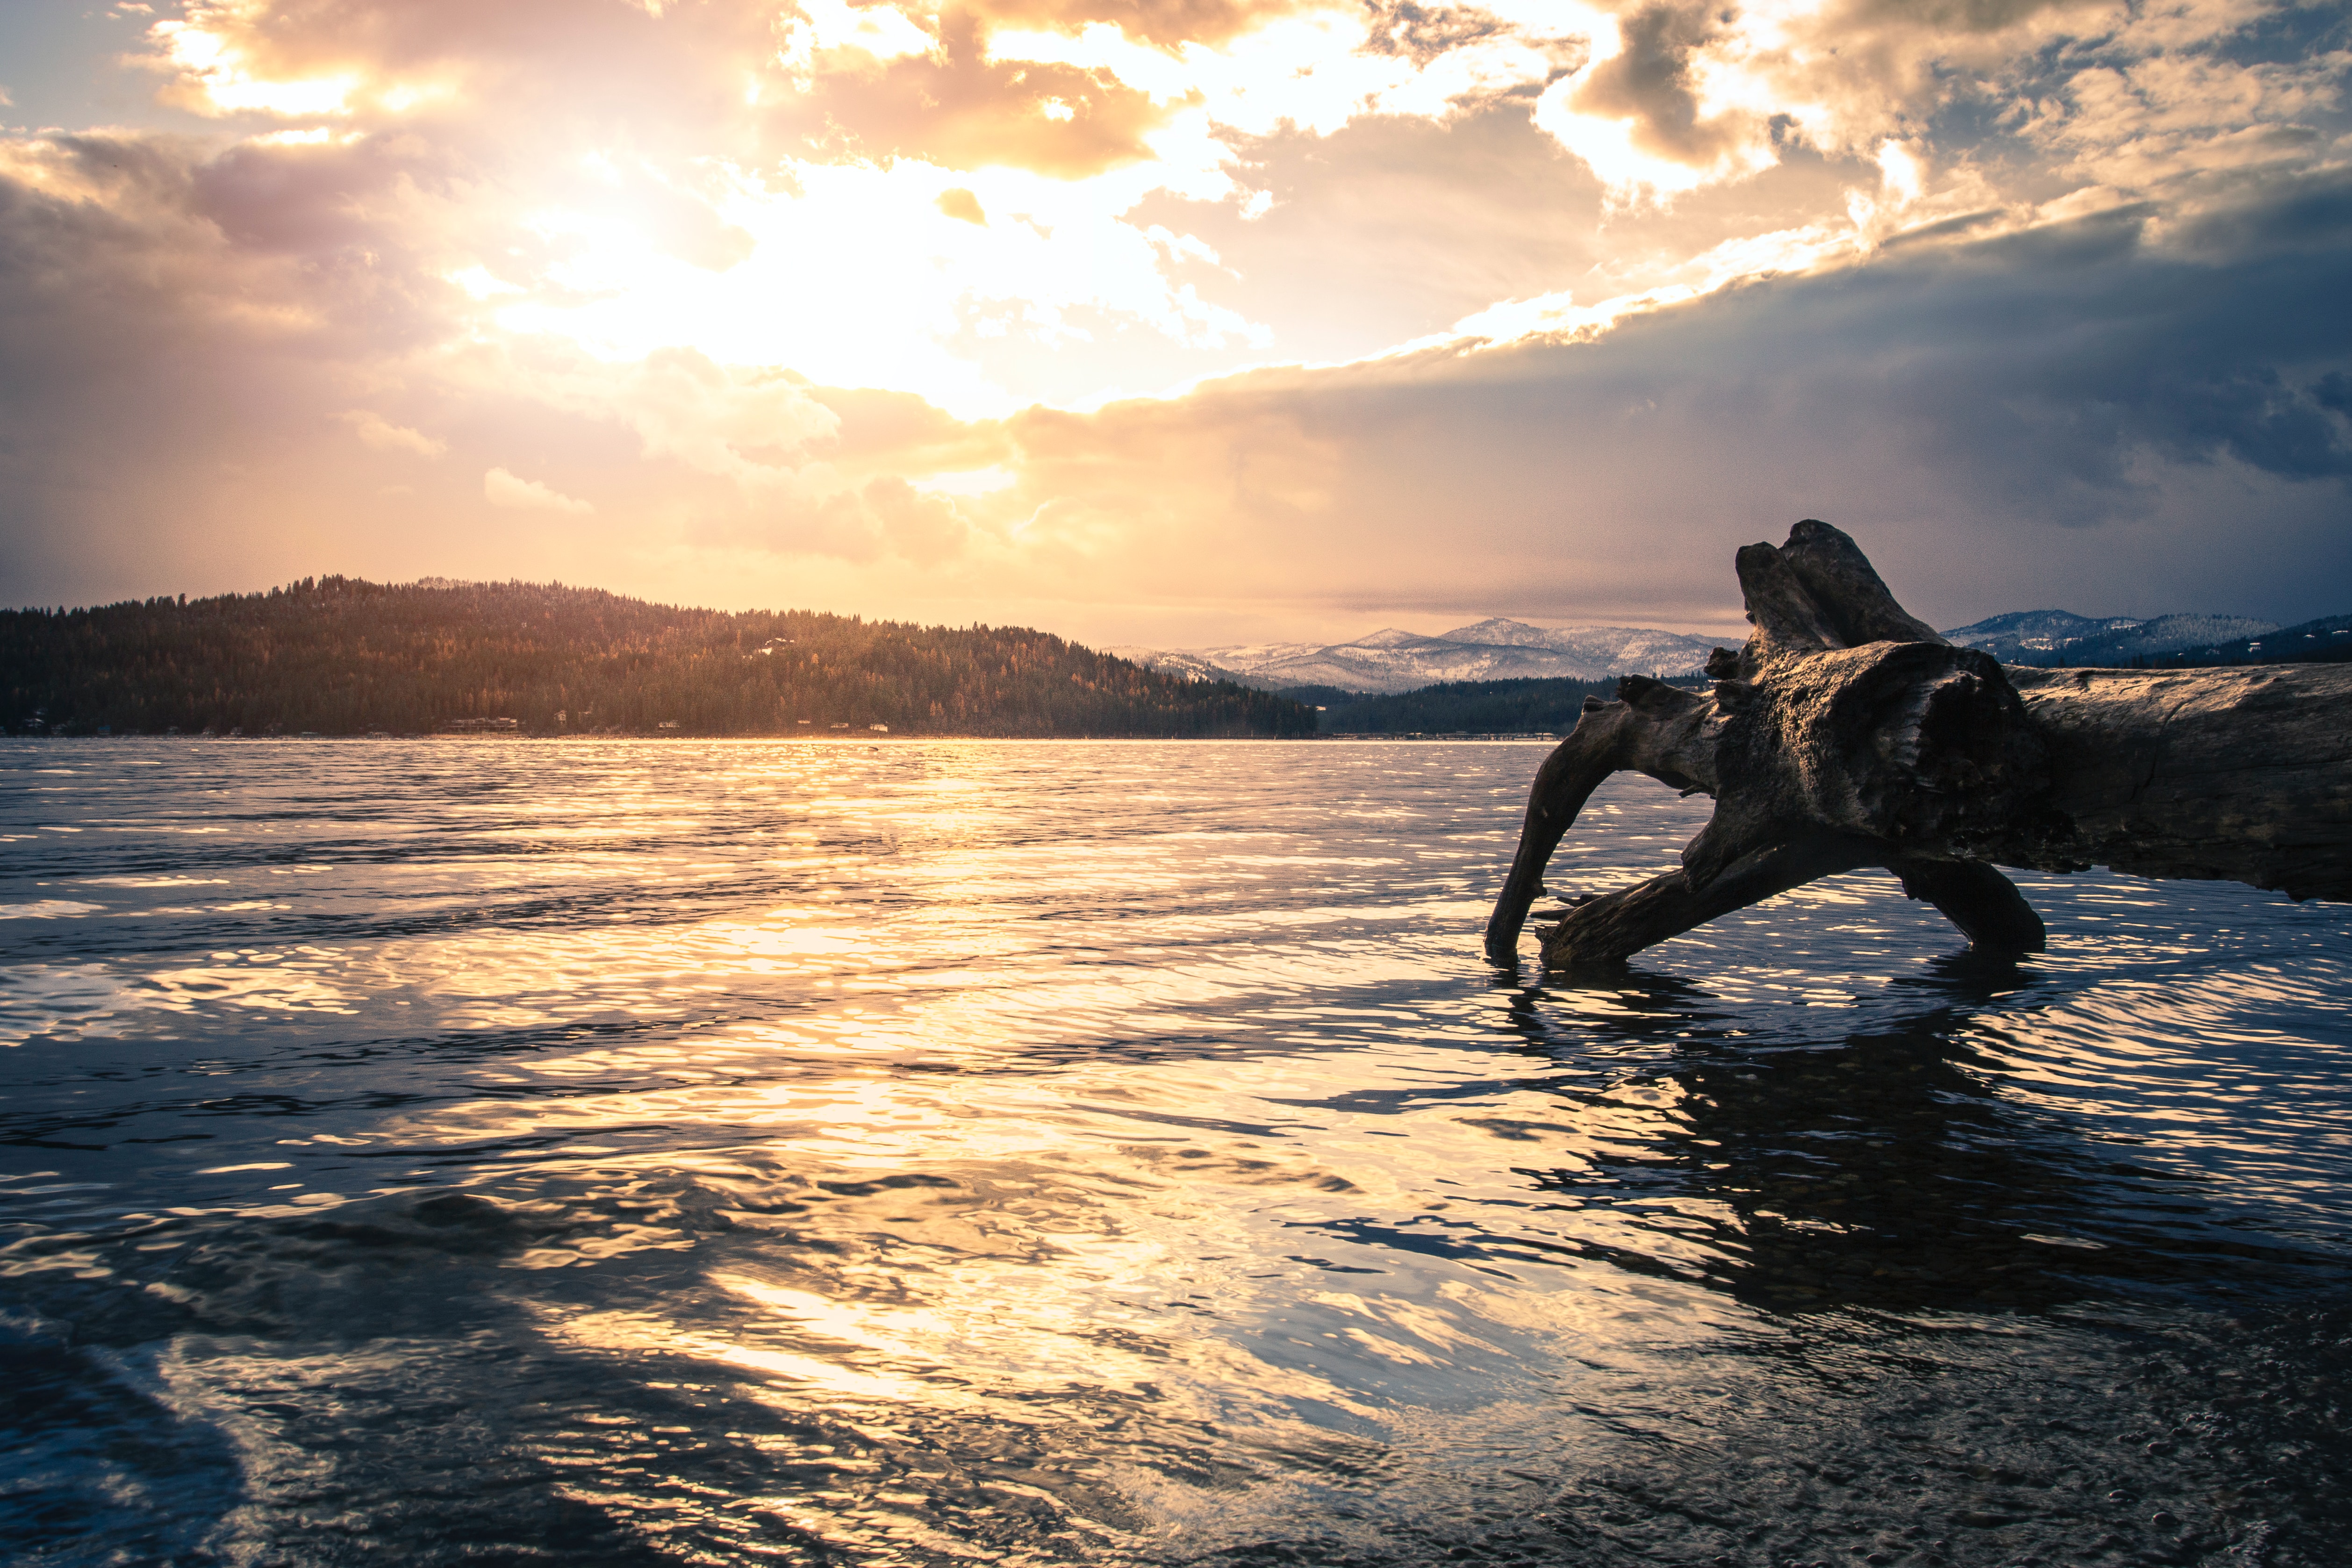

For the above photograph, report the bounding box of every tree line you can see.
[1,578,1317,738]
[1310,676,1704,734]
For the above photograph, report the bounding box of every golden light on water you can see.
[7,739,2352,1560]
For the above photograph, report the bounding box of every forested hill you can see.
[1,578,1315,739]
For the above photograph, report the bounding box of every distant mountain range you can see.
[1105,618,1724,695]
[1115,605,2351,698]
[18,583,2340,741]
[1940,610,2283,666]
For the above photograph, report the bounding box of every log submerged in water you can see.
[1486,521,2352,968]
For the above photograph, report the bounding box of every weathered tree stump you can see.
[1486,521,2352,968]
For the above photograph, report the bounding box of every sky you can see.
[0,0,2347,647]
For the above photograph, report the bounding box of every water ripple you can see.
[4,737,2350,1566]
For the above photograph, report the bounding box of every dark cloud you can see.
[1843,0,2086,38]
[1568,2,1739,165]
[979,171,2352,627]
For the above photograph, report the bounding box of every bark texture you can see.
[1486,521,2352,968]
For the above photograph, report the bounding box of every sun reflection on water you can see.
[4,739,2351,1564]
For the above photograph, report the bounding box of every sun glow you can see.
[132,0,1913,423]
[154,20,358,117]
[484,153,1267,418]
[446,0,1600,414]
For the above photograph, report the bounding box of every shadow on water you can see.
[1212,958,2352,1568]
[1485,953,2349,1318]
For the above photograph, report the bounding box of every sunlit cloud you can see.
[151,11,360,117]
[340,411,445,458]
[777,0,940,80]
[119,0,2348,418]
[485,468,594,514]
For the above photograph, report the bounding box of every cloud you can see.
[340,411,445,457]
[98,0,2349,414]
[4,98,2348,636]
[861,473,977,564]
[1,0,2347,648]
[484,467,593,513]
[1535,1,1772,197]
[499,346,841,487]
[1517,0,2352,206]
[810,172,2345,636]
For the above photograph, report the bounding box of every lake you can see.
[4,738,2350,1567]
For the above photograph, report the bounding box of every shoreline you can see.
[0,730,1567,744]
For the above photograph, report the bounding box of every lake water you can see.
[4,738,2350,1568]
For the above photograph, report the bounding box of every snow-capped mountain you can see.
[1943,610,2279,666]
[1111,603,2309,696]
[1939,610,2148,659]
[1109,618,1721,695]
[1437,619,1732,677]
[1097,646,1243,684]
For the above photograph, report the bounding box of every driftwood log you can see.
[1487,521,2352,967]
